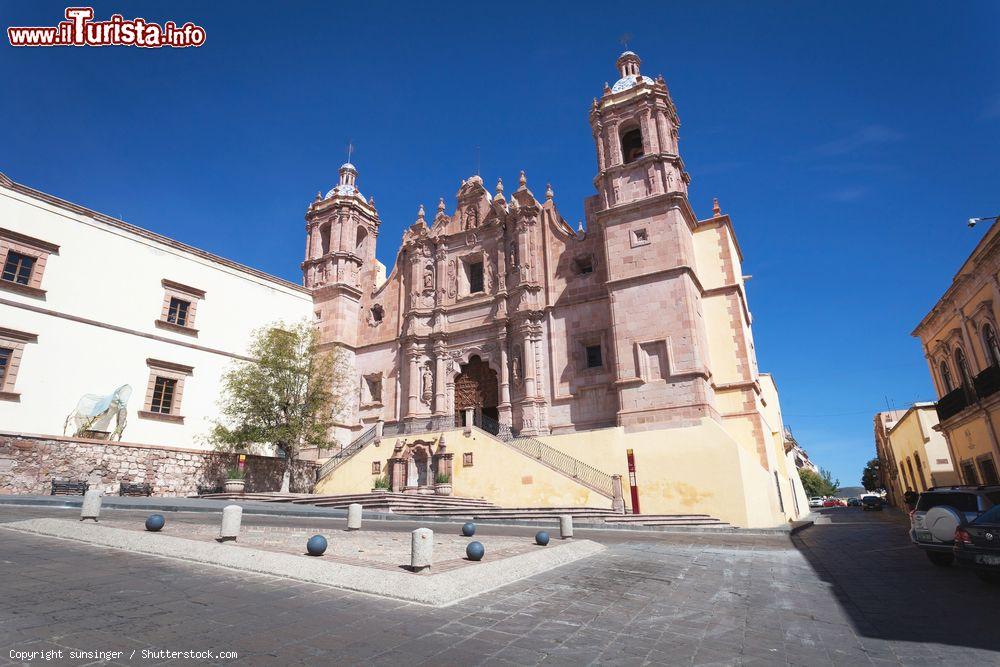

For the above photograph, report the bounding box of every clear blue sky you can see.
[4,1,999,487]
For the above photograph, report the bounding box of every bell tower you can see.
[587,52,715,431]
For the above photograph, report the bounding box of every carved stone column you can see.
[433,341,446,416]
[407,345,420,417]
[498,330,512,426]
[655,110,671,153]
[958,308,982,374]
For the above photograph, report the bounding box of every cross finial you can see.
[346,140,354,164]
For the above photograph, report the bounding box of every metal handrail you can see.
[478,414,615,498]
[317,425,377,479]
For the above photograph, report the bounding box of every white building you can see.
[0,171,313,450]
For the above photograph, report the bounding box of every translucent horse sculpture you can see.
[63,385,132,441]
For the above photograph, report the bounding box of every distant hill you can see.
[835,486,865,498]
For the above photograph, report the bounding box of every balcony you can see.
[936,386,972,422]
[936,365,1000,423]
[974,364,1000,402]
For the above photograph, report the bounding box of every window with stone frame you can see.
[978,455,1000,486]
[156,279,205,336]
[363,374,383,405]
[983,322,1000,368]
[630,227,650,248]
[620,127,644,164]
[468,260,484,294]
[0,228,59,298]
[0,327,38,401]
[961,459,980,486]
[939,359,954,394]
[575,331,607,372]
[139,358,193,424]
[585,344,603,369]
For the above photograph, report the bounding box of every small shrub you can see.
[372,475,390,490]
[435,472,451,485]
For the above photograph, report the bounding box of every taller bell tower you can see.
[303,162,380,443]
[587,51,716,431]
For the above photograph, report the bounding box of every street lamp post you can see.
[968,215,1000,228]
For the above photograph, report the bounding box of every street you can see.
[0,505,998,666]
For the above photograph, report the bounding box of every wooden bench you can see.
[50,480,89,495]
[118,482,152,497]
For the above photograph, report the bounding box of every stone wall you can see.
[0,432,316,496]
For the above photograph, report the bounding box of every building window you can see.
[961,460,980,485]
[156,279,205,336]
[979,456,999,486]
[468,261,484,294]
[621,127,644,164]
[0,327,38,401]
[139,358,193,424]
[939,361,954,393]
[574,255,594,275]
[585,344,603,369]
[150,377,177,414]
[370,304,384,325]
[984,323,1000,368]
[2,251,34,285]
[630,227,650,248]
[167,297,190,327]
[0,347,11,387]
[954,348,972,387]
[913,453,928,491]
[363,374,383,405]
[0,228,59,298]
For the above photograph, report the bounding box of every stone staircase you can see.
[196,491,730,528]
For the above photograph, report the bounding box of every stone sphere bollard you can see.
[461,521,476,537]
[347,503,363,531]
[535,531,550,546]
[145,514,165,532]
[80,489,102,522]
[466,541,485,561]
[307,535,328,556]
[410,527,433,572]
[559,514,574,539]
[219,504,243,542]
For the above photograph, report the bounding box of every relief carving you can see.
[447,260,457,298]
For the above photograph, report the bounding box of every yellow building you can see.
[913,218,1000,487]
[875,404,960,507]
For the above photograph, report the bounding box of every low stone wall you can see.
[0,432,316,496]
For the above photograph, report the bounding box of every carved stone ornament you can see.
[447,260,457,298]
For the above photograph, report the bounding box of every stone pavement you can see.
[0,505,999,666]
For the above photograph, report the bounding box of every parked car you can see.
[910,486,1000,566]
[823,498,840,507]
[847,497,861,507]
[808,497,824,508]
[954,504,1000,584]
[861,495,882,511]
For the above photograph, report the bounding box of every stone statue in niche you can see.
[423,263,434,291]
[447,260,457,298]
[485,256,496,292]
[464,205,479,230]
[509,240,518,273]
[511,349,522,387]
[421,365,433,404]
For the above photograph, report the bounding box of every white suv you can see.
[808,496,824,508]
[910,486,1000,566]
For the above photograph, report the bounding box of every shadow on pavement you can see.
[793,506,1000,653]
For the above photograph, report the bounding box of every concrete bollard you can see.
[347,503,362,531]
[80,490,102,522]
[219,504,243,542]
[559,514,574,539]
[410,527,433,571]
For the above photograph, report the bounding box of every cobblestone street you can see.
[1,505,999,666]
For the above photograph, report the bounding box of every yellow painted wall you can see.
[315,428,609,508]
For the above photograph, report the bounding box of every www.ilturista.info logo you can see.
[7,7,206,48]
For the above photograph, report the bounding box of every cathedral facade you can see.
[307,51,772,471]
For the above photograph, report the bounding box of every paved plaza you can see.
[1,505,999,666]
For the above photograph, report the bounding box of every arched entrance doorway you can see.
[454,355,499,427]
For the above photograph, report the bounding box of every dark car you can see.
[861,495,882,511]
[954,504,1000,584]
[847,497,861,507]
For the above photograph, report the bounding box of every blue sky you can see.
[3,1,999,487]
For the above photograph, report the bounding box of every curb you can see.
[0,495,805,536]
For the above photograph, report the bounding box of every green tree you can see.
[210,321,350,492]
[799,467,840,497]
[861,457,881,492]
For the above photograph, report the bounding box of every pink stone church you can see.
[0,52,809,526]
